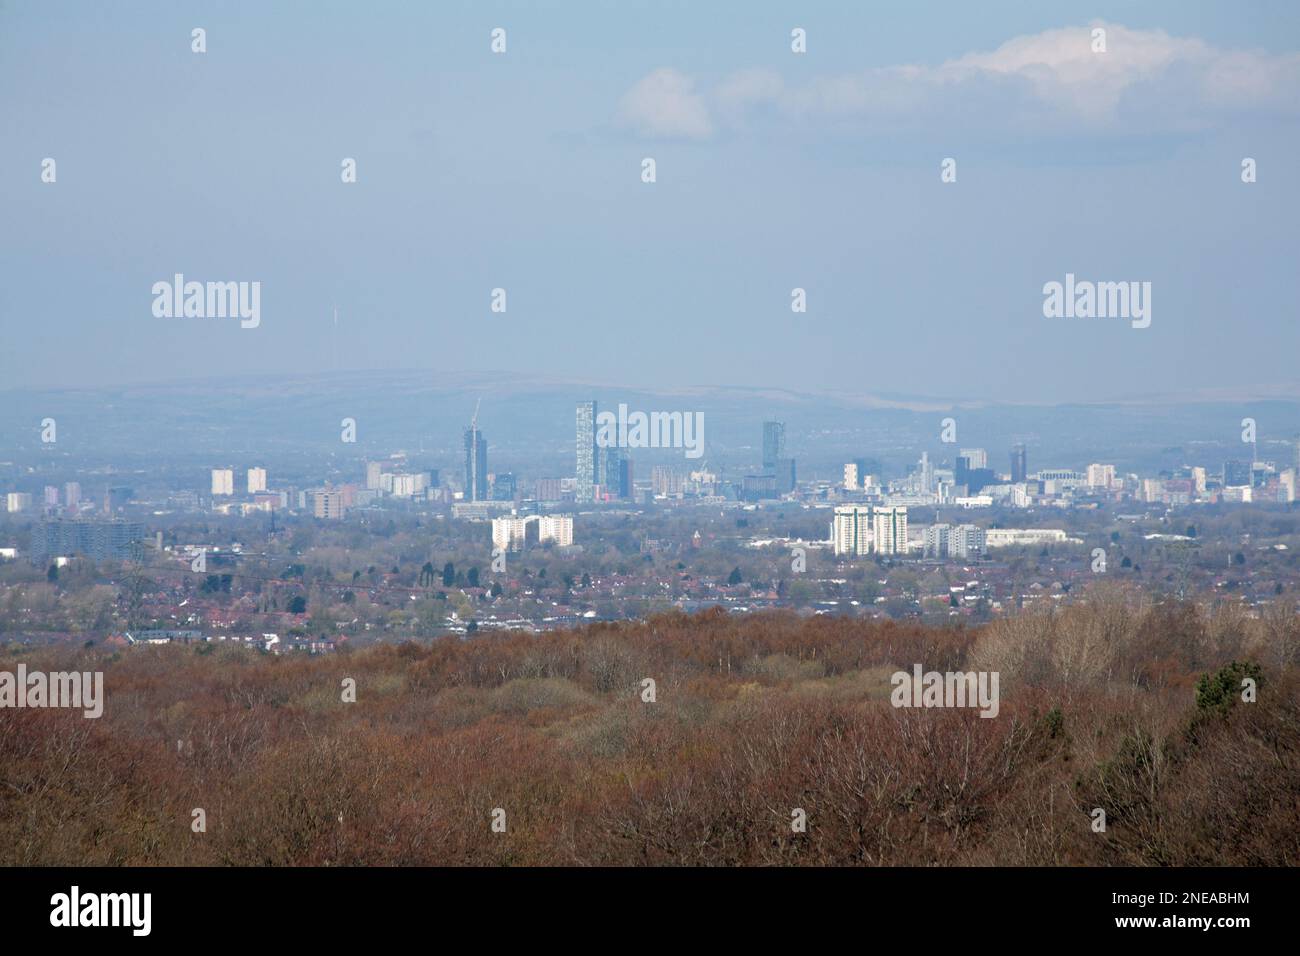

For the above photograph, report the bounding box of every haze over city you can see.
[3,0,1299,402]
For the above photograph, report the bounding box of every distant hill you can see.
[2,369,1299,477]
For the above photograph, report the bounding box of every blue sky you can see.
[1,1,1297,403]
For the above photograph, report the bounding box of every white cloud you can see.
[616,23,1300,139]
[940,23,1212,121]
[615,68,713,139]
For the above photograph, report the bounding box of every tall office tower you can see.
[955,454,971,486]
[1010,444,1027,483]
[492,472,518,501]
[601,418,626,499]
[872,506,908,555]
[64,482,82,510]
[1223,459,1251,487]
[463,424,488,502]
[959,448,988,470]
[773,457,797,494]
[211,469,234,496]
[601,446,626,499]
[365,461,383,490]
[762,421,785,469]
[247,467,268,494]
[919,452,933,493]
[616,457,634,499]
[832,505,873,556]
[576,401,597,503]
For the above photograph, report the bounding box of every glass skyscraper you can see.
[463,425,487,502]
[576,401,597,503]
[1010,443,1028,484]
[762,421,785,469]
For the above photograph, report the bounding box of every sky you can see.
[1,0,1298,404]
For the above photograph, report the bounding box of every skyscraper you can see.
[463,423,488,502]
[616,457,633,499]
[1010,444,1027,484]
[603,445,627,499]
[599,407,627,499]
[773,457,796,494]
[762,421,785,469]
[576,401,597,503]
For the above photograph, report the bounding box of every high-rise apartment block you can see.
[311,490,347,519]
[832,505,872,556]
[211,469,234,496]
[924,523,984,558]
[872,506,908,555]
[492,513,574,552]
[1086,463,1116,490]
[843,462,860,491]
[32,518,145,562]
